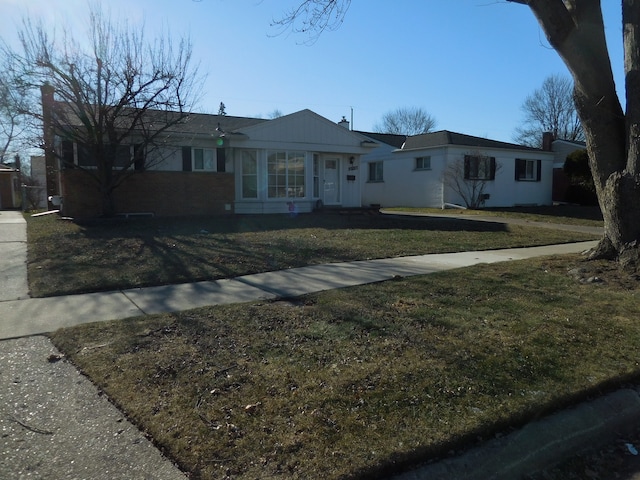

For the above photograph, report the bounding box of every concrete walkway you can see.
[0,239,597,340]
[0,210,29,301]
[4,209,638,479]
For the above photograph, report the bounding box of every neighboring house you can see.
[360,130,555,209]
[0,163,20,209]
[45,105,377,217]
[545,134,587,202]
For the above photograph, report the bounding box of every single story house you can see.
[360,130,556,209]
[44,103,377,217]
[0,163,21,209]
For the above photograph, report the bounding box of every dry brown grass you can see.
[26,211,598,297]
[50,255,640,479]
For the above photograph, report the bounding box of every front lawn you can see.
[26,212,598,297]
[50,255,640,479]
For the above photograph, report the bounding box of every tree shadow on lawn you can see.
[31,214,513,296]
[72,212,510,238]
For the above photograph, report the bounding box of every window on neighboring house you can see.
[193,148,216,171]
[61,141,140,169]
[267,151,305,198]
[368,161,383,182]
[415,156,431,170]
[241,150,258,199]
[464,155,496,180]
[515,158,542,182]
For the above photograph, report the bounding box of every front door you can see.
[323,157,341,205]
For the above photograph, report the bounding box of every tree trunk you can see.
[592,171,640,264]
[97,160,117,217]
[100,187,116,218]
[525,0,640,264]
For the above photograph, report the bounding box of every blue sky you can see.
[0,0,624,143]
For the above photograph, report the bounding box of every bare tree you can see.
[21,174,44,211]
[274,1,640,265]
[374,107,437,136]
[1,3,202,216]
[268,109,284,119]
[443,152,500,209]
[513,74,584,147]
[0,57,32,164]
[271,0,351,44]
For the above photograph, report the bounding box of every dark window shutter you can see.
[515,159,523,181]
[536,159,542,181]
[464,155,470,179]
[182,147,192,171]
[489,157,496,180]
[61,141,74,167]
[134,144,145,171]
[217,148,226,173]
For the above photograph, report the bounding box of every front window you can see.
[515,158,541,181]
[193,148,216,171]
[241,150,258,198]
[267,151,305,198]
[415,156,431,170]
[368,161,383,182]
[464,155,496,180]
[64,142,138,169]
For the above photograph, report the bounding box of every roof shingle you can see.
[401,130,542,152]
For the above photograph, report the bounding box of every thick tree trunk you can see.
[525,0,640,264]
[592,172,640,264]
[101,187,116,218]
[97,161,117,217]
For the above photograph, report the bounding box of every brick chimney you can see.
[542,131,555,151]
[40,83,60,208]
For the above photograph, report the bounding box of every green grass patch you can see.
[50,256,640,479]
[26,212,597,297]
[383,205,604,227]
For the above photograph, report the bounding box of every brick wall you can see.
[61,170,235,217]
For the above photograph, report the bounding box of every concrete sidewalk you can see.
[0,240,597,340]
[0,336,187,479]
[0,210,29,301]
